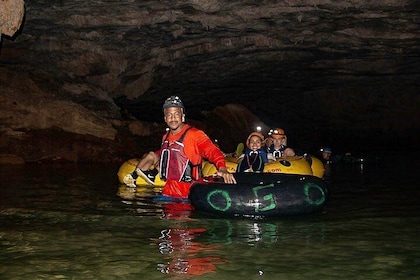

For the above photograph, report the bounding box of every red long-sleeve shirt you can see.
[160,124,226,198]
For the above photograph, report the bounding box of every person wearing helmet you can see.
[266,128,295,161]
[236,131,268,172]
[320,147,332,164]
[124,96,236,197]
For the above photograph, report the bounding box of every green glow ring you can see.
[304,183,326,206]
[207,189,232,211]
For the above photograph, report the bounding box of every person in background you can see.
[123,95,236,197]
[236,131,268,172]
[320,147,333,179]
[320,147,332,164]
[266,128,295,161]
[265,136,273,150]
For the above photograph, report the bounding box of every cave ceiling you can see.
[1,0,419,153]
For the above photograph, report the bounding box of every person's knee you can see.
[146,151,159,165]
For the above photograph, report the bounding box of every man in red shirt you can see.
[125,96,236,198]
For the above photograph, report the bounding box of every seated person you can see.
[236,132,268,172]
[266,128,295,161]
[320,147,332,164]
[124,95,236,194]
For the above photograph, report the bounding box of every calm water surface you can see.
[1,153,419,279]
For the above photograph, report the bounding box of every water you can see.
[1,154,419,279]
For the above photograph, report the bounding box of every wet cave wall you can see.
[0,0,419,164]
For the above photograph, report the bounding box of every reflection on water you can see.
[1,156,419,279]
[154,227,227,276]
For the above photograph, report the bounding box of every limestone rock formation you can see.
[0,0,419,163]
[0,0,25,39]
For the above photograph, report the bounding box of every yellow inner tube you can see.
[117,158,166,187]
[202,156,324,178]
[118,155,325,187]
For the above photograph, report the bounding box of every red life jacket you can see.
[159,127,201,182]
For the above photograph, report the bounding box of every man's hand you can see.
[216,167,237,184]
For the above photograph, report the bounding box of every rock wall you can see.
[0,68,165,164]
[1,1,418,163]
[0,0,25,40]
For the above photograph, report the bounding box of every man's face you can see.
[272,137,285,147]
[164,107,184,131]
[322,152,331,160]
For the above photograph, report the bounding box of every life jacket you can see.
[236,149,266,172]
[159,127,202,182]
[268,144,286,159]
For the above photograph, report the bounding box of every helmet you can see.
[162,96,185,111]
[322,147,332,153]
[268,128,286,139]
[246,131,265,147]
